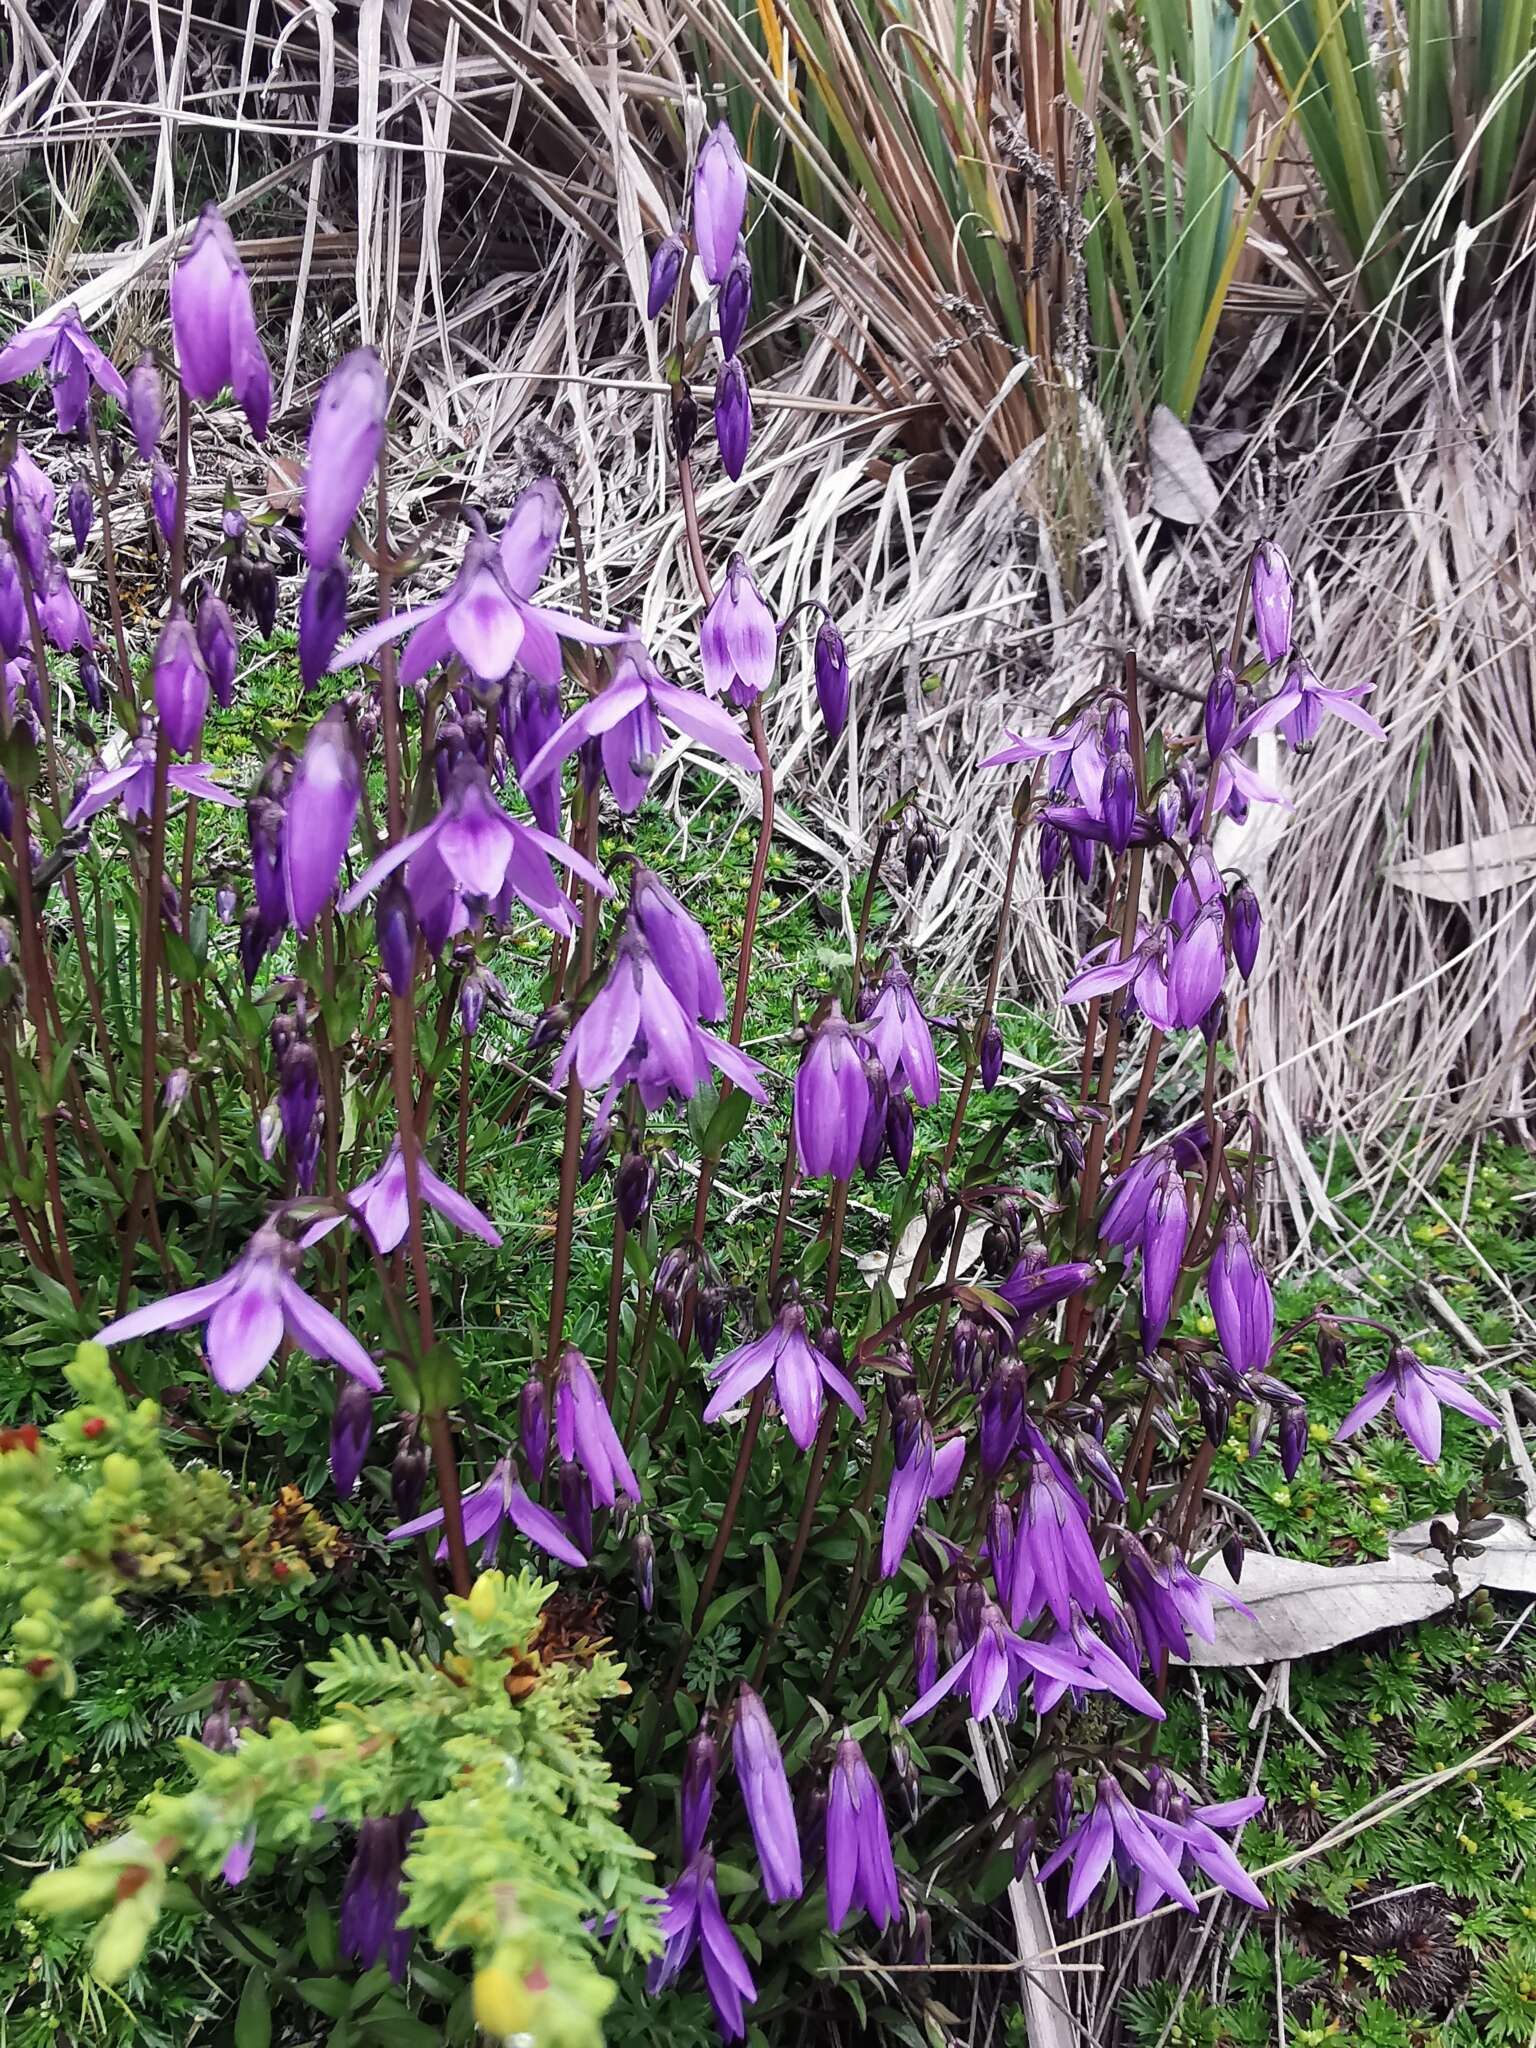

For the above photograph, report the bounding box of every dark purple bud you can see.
[238,907,267,987]
[904,1907,932,1967]
[1053,1769,1074,1844]
[390,1426,428,1520]
[77,649,104,714]
[631,1524,656,1613]
[1038,822,1064,883]
[1188,1365,1230,1446]
[716,242,752,357]
[885,1094,914,1177]
[814,616,850,741]
[222,505,246,543]
[818,1322,846,1375]
[559,1460,593,1555]
[1204,659,1238,758]
[299,561,350,690]
[978,1019,1004,1092]
[215,883,238,924]
[713,356,752,480]
[303,349,387,568]
[671,384,699,462]
[150,461,178,543]
[987,1496,1015,1592]
[1279,1401,1308,1481]
[646,233,686,319]
[954,1577,985,1647]
[1013,1817,1038,1878]
[519,1378,548,1484]
[890,1389,924,1469]
[1316,1310,1346,1377]
[913,1603,938,1697]
[278,1038,322,1191]
[459,967,488,1038]
[858,1052,889,1177]
[376,876,415,997]
[67,479,93,551]
[247,794,287,935]
[694,1285,726,1363]
[1073,1432,1127,1503]
[339,1813,418,1982]
[616,1146,656,1231]
[329,1376,375,1498]
[655,1242,701,1337]
[1102,751,1137,855]
[1154,783,1182,841]
[1221,1532,1245,1581]
[682,1727,719,1862]
[1229,879,1261,980]
[153,611,209,755]
[249,563,278,638]
[196,596,239,709]
[125,354,163,462]
[1199,995,1226,1046]
[979,1361,1026,1478]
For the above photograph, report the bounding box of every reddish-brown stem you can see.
[602,1211,627,1406]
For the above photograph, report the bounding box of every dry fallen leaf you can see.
[1182,1550,1457,1667]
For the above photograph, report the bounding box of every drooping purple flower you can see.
[1204,659,1238,758]
[1008,1457,1111,1628]
[95,1219,382,1394]
[153,611,209,756]
[733,1686,802,1901]
[1335,1343,1499,1464]
[646,232,686,319]
[1207,1218,1274,1374]
[878,1413,965,1579]
[682,1727,719,1862]
[1102,750,1138,854]
[554,924,764,1109]
[375,877,415,996]
[865,964,939,1108]
[1241,654,1386,751]
[521,633,760,815]
[703,1301,864,1451]
[978,1018,1004,1091]
[554,1345,640,1507]
[299,561,351,690]
[1012,1611,1165,1722]
[692,123,749,284]
[648,1853,757,2042]
[813,616,849,740]
[389,1451,586,1568]
[330,494,616,689]
[714,357,752,480]
[1249,539,1292,668]
[795,1002,873,1182]
[0,547,24,658]
[282,705,361,934]
[717,242,752,357]
[304,348,388,566]
[150,461,178,543]
[995,1254,1097,1329]
[699,555,776,706]
[63,730,239,831]
[66,478,93,551]
[340,1813,420,1980]
[170,205,271,437]
[37,564,92,654]
[1139,1159,1191,1351]
[125,354,163,462]
[902,1599,1042,1725]
[1141,1793,1268,1913]
[340,758,607,951]
[330,1376,375,1498]
[1279,1400,1308,1480]
[825,1734,900,1933]
[195,596,239,709]
[500,671,563,832]
[1038,1777,1198,1917]
[518,1377,548,1484]
[631,864,725,1022]
[1118,1536,1253,1667]
[982,706,1111,811]
[328,1138,502,1255]
[6,444,54,559]
[1167,903,1227,1029]
[0,304,127,433]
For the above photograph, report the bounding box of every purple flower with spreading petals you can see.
[693,123,749,284]
[1039,1777,1198,1917]
[170,206,271,438]
[714,357,752,479]
[1208,1218,1274,1373]
[1141,1794,1267,1913]
[902,1599,1036,1724]
[826,1734,900,1933]
[1249,540,1292,668]
[865,965,939,1107]
[304,348,387,567]
[700,555,776,707]
[340,1813,420,1980]
[1240,654,1385,750]
[795,1002,873,1181]
[389,1452,586,1568]
[555,1345,640,1507]
[733,1686,802,1901]
[0,304,127,433]
[283,704,360,934]
[522,633,760,814]
[95,1219,381,1394]
[703,1301,864,1451]
[879,1416,965,1578]
[983,706,1112,811]
[64,729,239,830]
[327,1138,501,1255]
[554,924,765,1108]
[1118,1537,1253,1666]
[631,864,725,1022]
[648,1853,756,2041]
[1014,1610,1165,1721]
[1335,1343,1499,1464]
[339,758,607,951]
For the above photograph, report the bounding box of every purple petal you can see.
[416,1157,502,1246]
[505,1480,588,1567]
[278,1275,383,1389]
[96,1273,237,1347]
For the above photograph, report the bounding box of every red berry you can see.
[82,1417,106,1439]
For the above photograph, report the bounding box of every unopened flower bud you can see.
[150,461,178,542]
[376,877,415,997]
[519,1378,548,1484]
[391,1425,429,1520]
[682,1727,719,1861]
[616,1146,656,1231]
[1205,659,1238,758]
[77,649,104,714]
[1012,1816,1038,1878]
[632,1524,656,1612]
[813,615,849,741]
[646,233,686,319]
[125,355,163,462]
[978,1018,1003,1091]
[885,1095,914,1177]
[1316,1309,1346,1377]
[1221,1532,1245,1581]
[716,243,752,357]
[713,356,751,480]
[694,1285,725,1363]
[1229,880,1262,980]
[67,478,93,551]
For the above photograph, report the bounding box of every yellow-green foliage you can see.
[0,1343,341,1736]
[23,1566,658,2047]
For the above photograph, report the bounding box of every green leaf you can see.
[761,1541,782,1624]
[234,1969,273,2048]
[700,1086,752,1160]
[298,1978,355,2018]
[697,1585,756,1642]
[306,1897,339,1969]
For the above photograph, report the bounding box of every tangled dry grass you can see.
[1,0,1532,1232]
